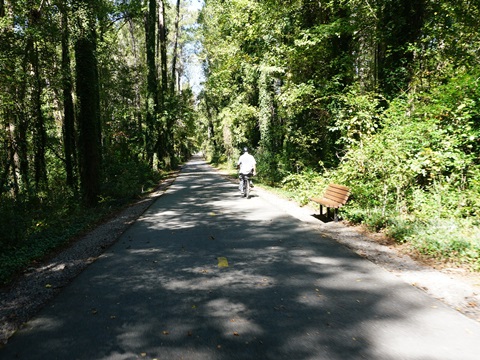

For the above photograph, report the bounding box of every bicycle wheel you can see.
[244,178,250,199]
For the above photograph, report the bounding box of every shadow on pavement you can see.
[2,156,480,360]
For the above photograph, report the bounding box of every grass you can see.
[404,218,480,271]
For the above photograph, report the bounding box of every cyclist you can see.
[237,147,256,193]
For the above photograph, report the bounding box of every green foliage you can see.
[102,154,163,200]
[0,157,164,286]
[405,218,480,271]
[254,148,288,185]
[270,67,480,269]
[0,0,198,284]
[0,192,90,285]
[218,98,259,162]
[198,0,480,272]
[329,88,385,150]
[280,169,327,205]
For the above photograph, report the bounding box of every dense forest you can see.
[196,0,479,270]
[0,0,479,285]
[0,0,199,284]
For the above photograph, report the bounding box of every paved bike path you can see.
[2,157,480,359]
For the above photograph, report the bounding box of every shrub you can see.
[281,169,327,205]
[102,156,163,200]
[405,218,480,270]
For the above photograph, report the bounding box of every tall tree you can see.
[127,16,143,142]
[0,0,20,197]
[145,0,158,167]
[75,0,102,206]
[170,0,181,94]
[158,0,168,102]
[157,0,171,168]
[27,3,48,190]
[376,0,426,97]
[60,1,77,189]
[16,7,32,195]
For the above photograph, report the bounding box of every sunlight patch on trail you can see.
[161,271,276,292]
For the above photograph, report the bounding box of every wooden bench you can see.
[310,184,350,222]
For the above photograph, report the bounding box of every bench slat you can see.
[310,197,342,208]
[323,190,349,204]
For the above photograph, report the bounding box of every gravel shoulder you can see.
[1,165,479,346]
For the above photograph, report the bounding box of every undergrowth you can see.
[0,203,114,286]
[280,172,480,272]
[0,161,165,287]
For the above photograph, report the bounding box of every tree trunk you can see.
[145,0,159,167]
[17,38,32,194]
[128,18,143,148]
[158,0,168,102]
[0,0,20,197]
[31,42,47,190]
[258,68,278,178]
[60,3,77,189]
[163,0,179,168]
[75,0,101,206]
[377,0,426,97]
[171,0,181,94]
[6,121,19,198]
[157,0,170,168]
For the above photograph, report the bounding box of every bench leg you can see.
[319,205,338,222]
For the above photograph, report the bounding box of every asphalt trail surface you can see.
[2,156,480,360]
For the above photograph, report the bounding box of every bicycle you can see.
[239,172,253,199]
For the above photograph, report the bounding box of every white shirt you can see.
[237,153,256,174]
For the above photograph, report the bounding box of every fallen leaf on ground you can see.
[217,257,229,268]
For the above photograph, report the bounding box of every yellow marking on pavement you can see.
[217,257,229,268]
